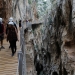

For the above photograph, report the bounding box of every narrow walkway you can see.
[0,29,20,75]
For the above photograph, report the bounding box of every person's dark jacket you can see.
[6,21,17,35]
[7,26,17,41]
[0,22,4,34]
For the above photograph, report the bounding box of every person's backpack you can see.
[0,22,3,33]
[7,26,17,41]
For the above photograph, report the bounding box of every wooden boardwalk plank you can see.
[0,30,20,75]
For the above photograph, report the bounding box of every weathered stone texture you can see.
[9,0,75,75]
[0,0,12,34]
[0,0,12,22]
[30,0,75,75]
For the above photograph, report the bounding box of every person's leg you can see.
[9,41,11,48]
[1,39,3,46]
[10,41,14,56]
[0,36,1,50]
[13,40,16,53]
[1,39,5,49]
[15,40,16,53]
[1,34,5,49]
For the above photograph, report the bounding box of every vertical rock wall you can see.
[30,0,75,75]
[12,0,39,75]
[11,0,75,75]
[0,0,12,34]
[0,0,12,23]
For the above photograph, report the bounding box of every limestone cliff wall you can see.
[0,0,12,23]
[11,0,75,75]
[31,0,75,75]
[12,0,39,75]
[0,0,12,34]
[12,0,38,25]
[0,0,12,22]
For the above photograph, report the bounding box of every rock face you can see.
[12,0,38,23]
[14,0,75,75]
[0,0,12,24]
[29,0,75,75]
[12,0,39,75]
[0,0,12,34]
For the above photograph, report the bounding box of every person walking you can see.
[0,17,5,50]
[7,21,18,56]
[6,17,18,48]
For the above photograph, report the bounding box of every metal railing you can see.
[17,24,27,75]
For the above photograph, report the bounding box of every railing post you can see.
[18,51,23,75]
[18,22,27,75]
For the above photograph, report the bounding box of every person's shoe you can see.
[12,53,14,56]
[1,46,5,49]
